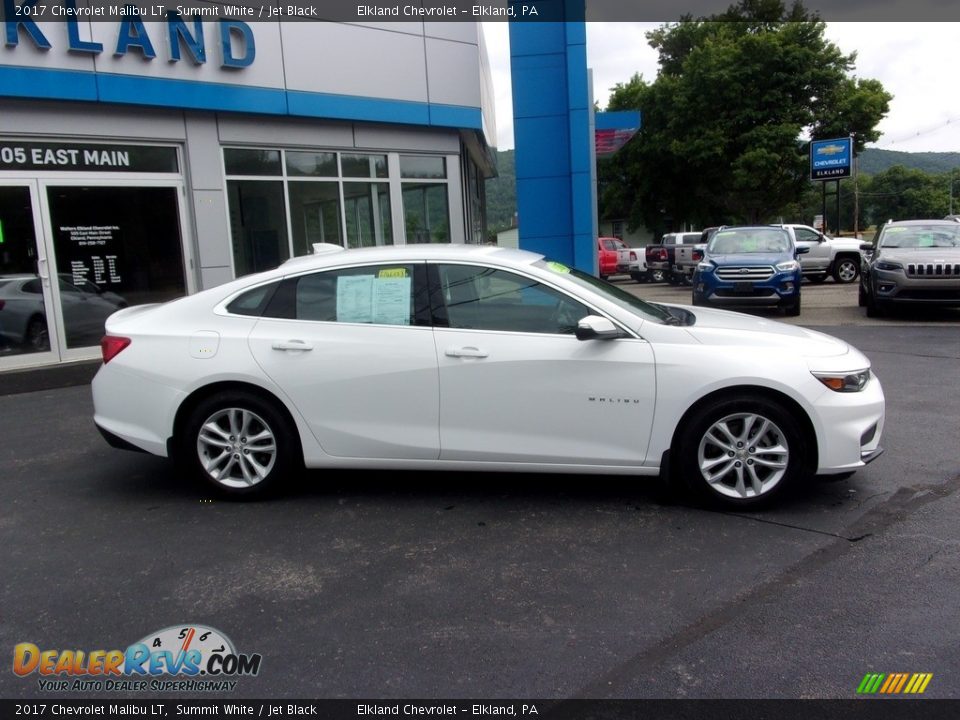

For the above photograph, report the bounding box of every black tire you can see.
[179,390,301,497]
[667,273,680,286]
[832,256,860,284]
[24,315,50,352]
[674,395,810,508]
[630,272,646,283]
[782,295,801,317]
[691,291,706,306]
[600,274,609,282]
[865,295,887,318]
[647,269,664,283]
[858,283,867,307]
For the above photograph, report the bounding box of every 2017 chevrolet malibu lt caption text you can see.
[92,244,884,507]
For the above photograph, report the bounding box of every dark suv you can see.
[859,220,960,317]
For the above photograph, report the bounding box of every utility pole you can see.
[851,133,859,238]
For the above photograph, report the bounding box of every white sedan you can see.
[92,244,884,507]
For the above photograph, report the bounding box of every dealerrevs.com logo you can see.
[13,624,262,693]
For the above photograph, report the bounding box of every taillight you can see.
[629,251,637,261]
[101,335,131,364]
[692,250,703,262]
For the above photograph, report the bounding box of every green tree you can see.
[859,166,956,226]
[601,0,892,231]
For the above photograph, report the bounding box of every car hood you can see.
[878,248,960,263]
[680,305,850,358]
[705,253,789,265]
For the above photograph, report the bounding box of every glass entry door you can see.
[0,181,190,369]
[0,182,60,367]
[42,184,188,359]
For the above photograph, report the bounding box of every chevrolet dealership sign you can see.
[810,137,853,180]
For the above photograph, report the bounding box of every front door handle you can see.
[445,346,488,359]
[272,340,314,352]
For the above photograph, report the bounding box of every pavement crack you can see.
[568,473,960,699]
[708,511,859,541]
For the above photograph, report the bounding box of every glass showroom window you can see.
[225,149,452,277]
[341,154,392,249]
[401,156,450,244]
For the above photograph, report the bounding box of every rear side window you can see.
[263,264,428,326]
[226,282,279,316]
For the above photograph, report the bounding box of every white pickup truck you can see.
[778,224,864,284]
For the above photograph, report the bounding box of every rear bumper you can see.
[96,422,148,454]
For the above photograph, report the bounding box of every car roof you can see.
[279,243,545,272]
[884,219,958,227]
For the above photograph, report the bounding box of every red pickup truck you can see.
[598,237,644,281]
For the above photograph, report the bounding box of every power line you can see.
[873,116,960,150]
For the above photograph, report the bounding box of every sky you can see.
[481,22,960,155]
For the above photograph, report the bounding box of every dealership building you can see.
[0,17,496,369]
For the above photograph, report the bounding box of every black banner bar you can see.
[2,700,958,720]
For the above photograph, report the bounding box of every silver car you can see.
[859,220,960,317]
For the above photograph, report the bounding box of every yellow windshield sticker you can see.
[546,261,570,274]
[377,267,408,278]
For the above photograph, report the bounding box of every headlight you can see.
[812,369,870,393]
[875,261,903,271]
[697,262,714,272]
[776,260,799,272]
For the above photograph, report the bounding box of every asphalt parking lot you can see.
[1,285,958,701]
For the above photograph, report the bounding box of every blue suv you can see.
[692,226,808,316]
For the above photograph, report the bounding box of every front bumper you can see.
[814,372,885,475]
[872,269,960,305]
[695,271,801,305]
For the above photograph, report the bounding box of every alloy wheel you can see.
[697,412,789,499]
[196,408,277,488]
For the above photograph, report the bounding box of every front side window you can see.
[794,227,821,243]
[434,264,589,334]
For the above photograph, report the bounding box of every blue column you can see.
[509,4,594,272]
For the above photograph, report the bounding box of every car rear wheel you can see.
[24,316,50,352]
[181,391,300,496]
[833,257,860,284]
[648,269,664,283]
[676,396,808,508]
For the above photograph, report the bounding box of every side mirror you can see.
[796,245,810,255]
[818,233,827,242]
[575,315,622,341]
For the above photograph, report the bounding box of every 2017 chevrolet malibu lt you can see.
[92,244,884,507]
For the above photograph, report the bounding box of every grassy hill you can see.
[858,148,960,175]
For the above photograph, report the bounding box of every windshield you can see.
[536,260,677,325]
[708,228,791,254]
[880,225,960,248]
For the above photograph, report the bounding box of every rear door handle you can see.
[272,340,314,351]
[445,346,488,359]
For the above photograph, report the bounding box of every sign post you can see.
[810,137,854,234]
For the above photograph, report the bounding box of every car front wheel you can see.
[181,391,300,496]
[676,396,808,508]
